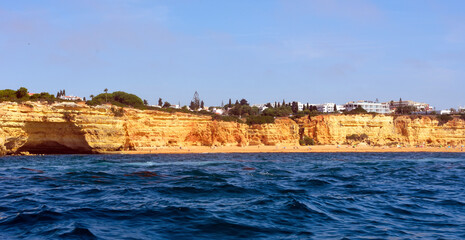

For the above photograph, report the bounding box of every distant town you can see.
[1,88,464,121]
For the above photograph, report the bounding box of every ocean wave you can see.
[1,153,465,239]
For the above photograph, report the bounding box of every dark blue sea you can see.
[1,153,465,239]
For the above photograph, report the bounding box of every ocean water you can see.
[1,153,465,239]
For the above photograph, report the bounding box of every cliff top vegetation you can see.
[0,88,56,103]
[87,91,144,108]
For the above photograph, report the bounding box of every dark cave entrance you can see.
[15,122,94,154]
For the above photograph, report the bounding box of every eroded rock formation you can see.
[0,102,464,155]
[296,114,465,146]
[0,102,299,154]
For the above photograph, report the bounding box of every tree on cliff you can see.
[104,88,108,103]
[396,105,416,115]
[262,105,292,117]
[291,101,299,114]
[189,91,200,110]
[0,88,54,103]
[90,94,94,100]
[0,89,16,101]
[200,101,204,109]
[87,91,144,108]
[15,87,28,99]
[346,106,367,114]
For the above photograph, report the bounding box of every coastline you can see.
[108,145,465,154]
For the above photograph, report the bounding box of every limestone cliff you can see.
[0,102,464,155]
[0,102,299,154]
[296,114,465,146]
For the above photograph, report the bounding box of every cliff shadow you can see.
[16,122,93,154]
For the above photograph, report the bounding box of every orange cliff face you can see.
[0,102,299,155]
[0,102,464,155]
[296,114,465,146]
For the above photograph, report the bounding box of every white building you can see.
[314,103,336,113]
[59,95,82,101]
[251,104,269,113]
[297,102,304,111]
[211,108,225,115]
[344,100,391,114]
[440,110,451,115]
[306,103,339,113]
[388,100,432,112]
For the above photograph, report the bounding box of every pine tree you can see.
[200,101,204,109]
[189,91,200,110]
[104,88,108,103]
[291,101,298,114]
[158,98,163,106]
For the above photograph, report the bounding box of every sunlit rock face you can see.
[295,114,465,146]
[0,102,299,154]
[0,102,463,155]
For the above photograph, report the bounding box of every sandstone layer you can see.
[296,114,465,146]
[0,102,464,155]
[0,102,299,155]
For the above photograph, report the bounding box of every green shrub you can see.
[87,91,144,108]
[228,104,259,117]
[15,87,29,99]
[29,92,56,103]
[246,115,275,125]
[111,107,125,117]
[437,114,453,125]
[0,89,16,101]
[344,106,368,115]
[262,106,292,117]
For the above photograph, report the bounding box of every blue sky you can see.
[0,0,464,109]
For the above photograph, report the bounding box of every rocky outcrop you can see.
[0,102,464,155]
[0,102,299,155]
[296,114,465,146]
